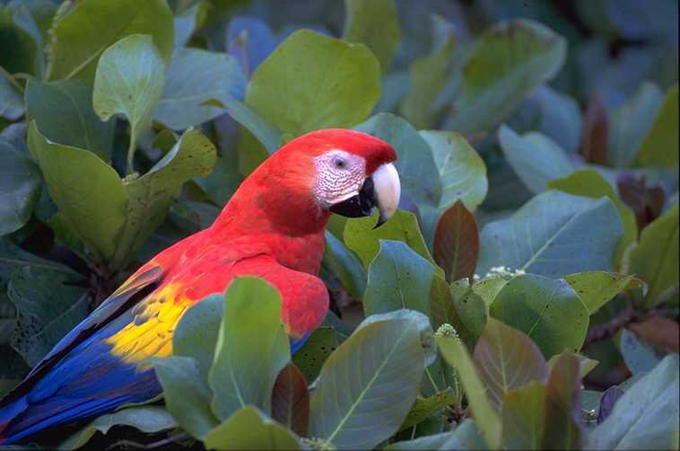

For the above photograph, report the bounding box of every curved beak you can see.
[372,163,401,227]
[329,163,401,228]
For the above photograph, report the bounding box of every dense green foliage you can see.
[0,0,678,449]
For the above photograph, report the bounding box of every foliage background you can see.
[0,0,678,449]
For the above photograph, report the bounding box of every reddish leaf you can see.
[473,318,547,411]
[541,353,582,450]
[581,95,609,165]
[630,316,680,352]
[433,201,479,283]
[616,173,666,230]
[271,363,310,436]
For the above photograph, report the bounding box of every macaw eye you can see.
[332,157,347,169]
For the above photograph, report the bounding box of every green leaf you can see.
[364,240,436,317]
[0,236,76,282]
[448,279,488,349]
[8,266,87,366]
[489,274,589,358]
[0,5,38,75]
[271,363,309,437]
[548,169,637,265]
[112,128,216,268]
[608,82,664,168]
[388,419,486,450]
[46,0,173,81]
[309,313,425,449]
[172,294,223,378]
[541,353,582,449]
[343,0,400,76]
[292,326,340,384]
[444,19,566,135]
[153,48,245,130]
[28,121,128,263]
[355,113,442,213]
[420,130,488,212]
[0,139,41,236]
[93,34,166,172]
[400,21,455,129]
[565,271,646,314]
[399,388,456,432]
[498,125,574,194]
[546,353,599,379]
[59,406,178,450]
[209,277,290,421]
[626,203,679,307]
[322,231,366,300]
[153,355,219,440]
[204,406,301,451]
[173,1,207,48]
[246,29,381,137]
[478,190,623,278]
[344,210,435,269]
[635,84,679,167]
[473,318,548,411]
[25,79,115,162]
[0,73,23,120]
[501,381,547,450]
[584,354,679,450]
[433,200,479,283]
[437,329,501,449]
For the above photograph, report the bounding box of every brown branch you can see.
[583,298,676,347]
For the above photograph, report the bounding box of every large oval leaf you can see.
[27,121,128,262]
[247,29,380,137]
[478,190,623,278]
[25,79,114,161]
[364,240,436,317]
[584,354,679,450]
[489,274,589,358]
[46,0,173,81]
[309,314,425,449]
[208,277,290,421]
[473,318,548,411]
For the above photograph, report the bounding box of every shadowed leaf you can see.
[541,353,582,449]
[271,363,309,437]
[473,318,548,411]
[433,201,479,282]
[581,95,609,165]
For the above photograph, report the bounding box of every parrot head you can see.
[265,129,401,229]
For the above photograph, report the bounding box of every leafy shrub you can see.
[0,0,678,449]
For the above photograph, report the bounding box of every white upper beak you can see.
[372,162,401,226]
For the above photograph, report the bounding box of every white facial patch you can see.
[313,149,366,208]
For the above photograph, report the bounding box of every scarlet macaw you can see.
[0,129,400,444]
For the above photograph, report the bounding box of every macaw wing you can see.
[0,265,163,405]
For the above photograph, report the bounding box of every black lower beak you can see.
[330,177,377,219]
